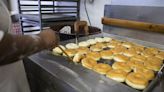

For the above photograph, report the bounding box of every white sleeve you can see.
[0,30,4,42]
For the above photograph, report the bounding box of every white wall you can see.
[9,0,19,15]
[80,0,111,29]
[111,0,164,6]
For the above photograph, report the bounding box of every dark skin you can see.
[0,29,59,66]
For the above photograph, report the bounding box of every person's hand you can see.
[39,29,59,49]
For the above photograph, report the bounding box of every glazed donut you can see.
[155,51,164,60]
[112,46,127,55]
[144,60,162,71]
[146,56,163,65]
[81,58,97,69]
[122,42,133,48]
[78,41,90,47]
[128,47,138,52]
[106,69,128,82]
[133,45,145,54]
[134,44,145,51]
[141,50,154,58]
[113,54,129,62]
[110,40,122,45]
[107,43,119,48]
[134,68,155,81]
[131,55,146,62]
[100,50,113,60]
[63,49,77,57]
[86,51,101,61]
[95,42,107,49]
[66,43,79,49]
[87,39,97,45]
[77,47,90,55]
[111,49,122,55]
[126,72,149,90]
[128,60,145,69]
[93,63,112,75]
[52,45,66,54]
[95,37,104,43]
[90,45,103,52]
[102,37,112,42]
[145,47,159,54]
[123,49,137,57]
[112,62,131,73]
[127,60,145,70]
[73,53,85,63]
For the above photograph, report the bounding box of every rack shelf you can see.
[18,0,80,34]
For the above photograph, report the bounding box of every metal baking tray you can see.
[55,33,164,92]
[29,33,164,92]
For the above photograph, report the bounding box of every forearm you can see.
[0,33,46,66]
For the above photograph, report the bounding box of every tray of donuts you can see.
[52,37,164,91]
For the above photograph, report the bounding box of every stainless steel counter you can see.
[27,33,164,92]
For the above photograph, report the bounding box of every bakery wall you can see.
[8,0,164,28]
[104,0,164,45]
[8,0,111,30]
[9,0,164,13]
[80,0,164,29]
[111,0,164,6]
[80,0,111,30]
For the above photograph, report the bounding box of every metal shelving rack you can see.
[18,0,80,34]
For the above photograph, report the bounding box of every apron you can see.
[0,1,30,92]
[0,61,30,92]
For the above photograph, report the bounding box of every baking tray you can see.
[29,33,164,92]
[51,33,164,92]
